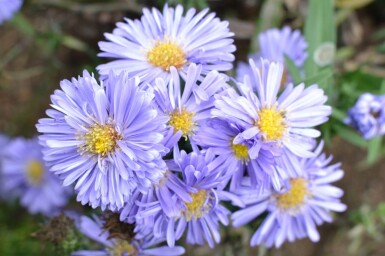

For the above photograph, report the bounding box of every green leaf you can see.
[340,69,384,95]
[284,55,302,84]
[379,80,385,94]
[331,107,346,122]
[304,0,335,77]
[376,42,385,53]
[335,8,353,25]
[334,124,368,148]
[367,136,382,165]
[10,14,36,38]
[301,67,333,87]
[336,46,355,61]
[60,35,89,53]
[320,122,333,144]
[372,27,385,40]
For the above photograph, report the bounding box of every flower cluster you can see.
[33,4,346,254]
[345,93,385,139]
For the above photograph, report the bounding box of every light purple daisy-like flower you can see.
[1,137,70,216]
[258,26,308,67]
[97,4,235,83]
[36,71,168,211]
[344,93,385,139]
[237,26,307,84]
[135,147,243,248]
[214,59,331,159]
[119,169,195,230]
[193,118,279,191]
[72,215,185,256]
[232,142,346,248]
[0,0,23,25]
[152,63,228,149]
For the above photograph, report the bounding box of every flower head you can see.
[97,4,235,83]
[1,137,70,215]
[119,168,195,230]
[37,71,168,211]
[152,63,228,149]
[72,215,185,256]
[258,26,308,67]
[344,93,385,139]
[214,59,331,159]
[0,0,23,25]
[193,118,278,190]
[232,142,346,248]
[237,26,307,85]
[134,148,243,248]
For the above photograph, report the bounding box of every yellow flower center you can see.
[184,190,210,221]
[109,240,137,256]
[83,123,121,157]
[276,178,309,210]
[256,107,286,141]
[168,108,195,138]
[230,138,249,162]
[26,160,45,185]
[147,40,186,71]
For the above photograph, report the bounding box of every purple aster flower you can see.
[236,61,252,84]
[136,147,243,248]
[232,142,347,248]
[151,63,229,149]
[36,71,168,211]
[344,93,385,139]
[193,118,280,191]
[72,215,185,256]
[97,4,235,83]
[0,0,23,25]
[1,137,70,216]
[214,59,331,159]
[237,26,308,84]
[119,169,195,233]
[258,26,308,67]
[119,175,190,241]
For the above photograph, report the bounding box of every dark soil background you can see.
[1,0,385,255]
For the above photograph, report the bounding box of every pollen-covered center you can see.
[276,178,309,210]
[83,123,121,157]
[168,108,195,137]
[26,160,45,185]
[184,190,210,221]
[147,40,186,71]
[109,240,137,256]
[256,107,286,141]
[231,139,249,162]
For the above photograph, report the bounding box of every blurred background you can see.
[1,0,385,255]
